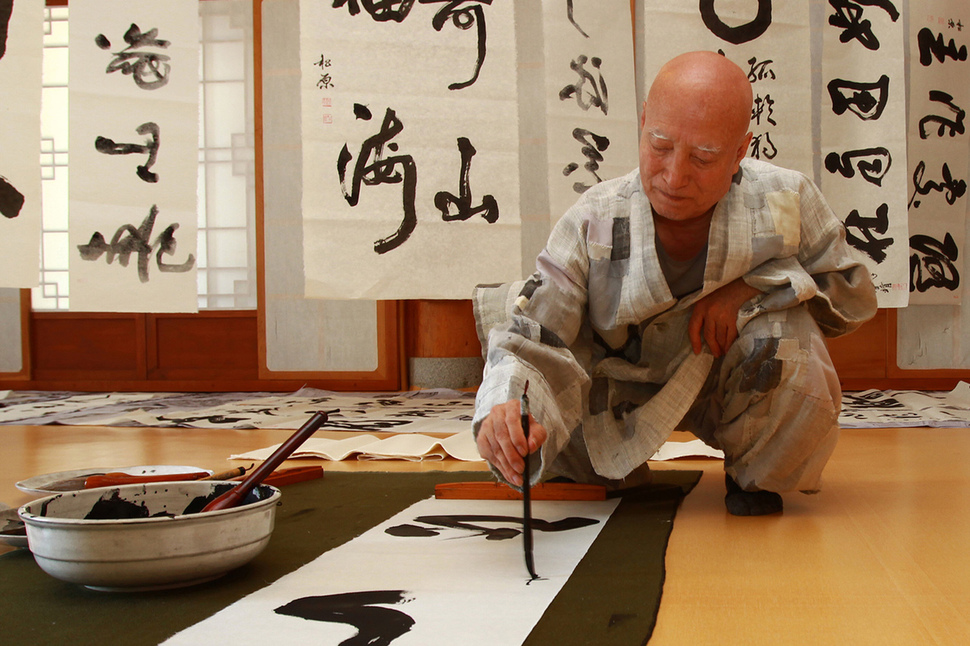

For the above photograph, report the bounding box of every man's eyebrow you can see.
[647,129,722,155]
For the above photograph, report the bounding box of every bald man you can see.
[472,51,877,516]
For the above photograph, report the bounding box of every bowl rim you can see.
[18,482,282,527]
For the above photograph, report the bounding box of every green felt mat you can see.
[0,469,700,645]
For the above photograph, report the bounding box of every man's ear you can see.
[735,131,753,166]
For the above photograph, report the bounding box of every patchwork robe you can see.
[472,159,878,493]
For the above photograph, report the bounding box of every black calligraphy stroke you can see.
[828,75,889,121]
[0,0,12,60]
[434,136,498,223]
[909,161,967,209]
[700,0,771,44]
[566,0,589,38]
[95,121,160,183]
[825,148,891,186]
[559,55,609,115]
[337,105,417,254]
[917,27,968,67]
[919,90,966,139]
[275,590,415,646]
[0,175,25,219]
[844,203,892,263]
[910,233,960,293]
[96,23,171,90]
[76,204,196,283]
[386,514,599,541]
[828,0,900,51]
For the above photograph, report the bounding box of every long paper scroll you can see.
[542,0,639,225]
[164,496,619,645]
[300,2,521,300]
[0,1,43,288]
[906,0,969,304]
[821,0,909,308]
[68,1,199,312]
[638,0,813,178]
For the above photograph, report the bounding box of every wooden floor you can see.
[3,425,970,644]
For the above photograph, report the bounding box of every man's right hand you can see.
[476,400,548,487]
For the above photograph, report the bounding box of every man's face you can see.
[638,97,750,223]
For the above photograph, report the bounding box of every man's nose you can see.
[663,152,690,189]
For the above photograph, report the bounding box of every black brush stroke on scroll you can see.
[0,175,25,219]
[275,590,414,646]
[386,514,598,540]
[0,0,12,60]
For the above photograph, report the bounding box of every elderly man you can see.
[472,51,877,516]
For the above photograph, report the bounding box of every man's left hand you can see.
[688,278,760,357]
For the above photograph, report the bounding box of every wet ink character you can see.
[918,90,966,139]
[909,160,968,208]
[76,204,196,283]
[419,0,492,90]
[434,136,499,224]
[751,93,776,128]
[916,27,968,66]
[94,122,160,183]
[337,104,418,254]
[332,0,416,23]
[0,175,25,219]
[563,127,610,194]
[827,0,900,51]
[745,55,776,82]
[315,54,334,89]
[843,203,893,263]
[827,75,890,121]
[700,0,771,44]
[385,514,598,540]
[910,233,960,293]
[824,147,892,186]
[275,590,415,646]
[95,24,171,90]
[566,0,589,38]
[559,54,608,115]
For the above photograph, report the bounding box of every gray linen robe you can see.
[472,159,877,492]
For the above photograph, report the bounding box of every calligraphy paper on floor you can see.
[68,1,199,312]
[906,1,969,304]
[820,0,908,308]
[300,2,521,300]
[638,0,812,177]
[542,0,639,225]
[0,1,43,288]
[164,496,619,646]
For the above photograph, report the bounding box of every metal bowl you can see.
[18,481,281,591]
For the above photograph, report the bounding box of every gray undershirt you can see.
[655,234,707,298]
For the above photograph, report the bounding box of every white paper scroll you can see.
[68,1,199,312]
[542,0,639,225]
[164,496,619,646]
[0,1,43,288]
[821,0,909,308]
[906,1,970,304]
[638,0,813,178]
[300,2,521,300]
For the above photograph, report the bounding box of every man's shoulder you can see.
[568,168,641,218]
[739,158,810,189]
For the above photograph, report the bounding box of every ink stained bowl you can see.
[18,481,281,591]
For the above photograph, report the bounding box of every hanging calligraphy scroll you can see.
[638,0,812,178]
[821,0,909,308]
[0,1,42,288]
[68,1,199,312]
[299,1,521,300]
[542,0,639,225]
[906,0,969,305]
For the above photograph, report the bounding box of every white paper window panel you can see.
[32,2,257,312]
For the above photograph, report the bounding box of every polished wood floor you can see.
[3,425,969,644]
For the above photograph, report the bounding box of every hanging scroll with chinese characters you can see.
[68,1,199,312]
[821,0,909,308]
[638,0,813,178]
[0,0,42,288]
[300,1,521,300]
[542,0,639,225]
[906,0,969,305]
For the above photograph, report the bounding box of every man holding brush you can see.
[471,51,877,516]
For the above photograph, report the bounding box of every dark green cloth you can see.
[0,469,699,645]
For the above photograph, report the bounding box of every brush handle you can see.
[201,411,329,512]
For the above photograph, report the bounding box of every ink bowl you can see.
[18,481,281,592]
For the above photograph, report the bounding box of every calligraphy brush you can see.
[521,381,538,581]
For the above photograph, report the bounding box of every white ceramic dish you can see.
[15,465,213,494]
[18,481,281,591]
